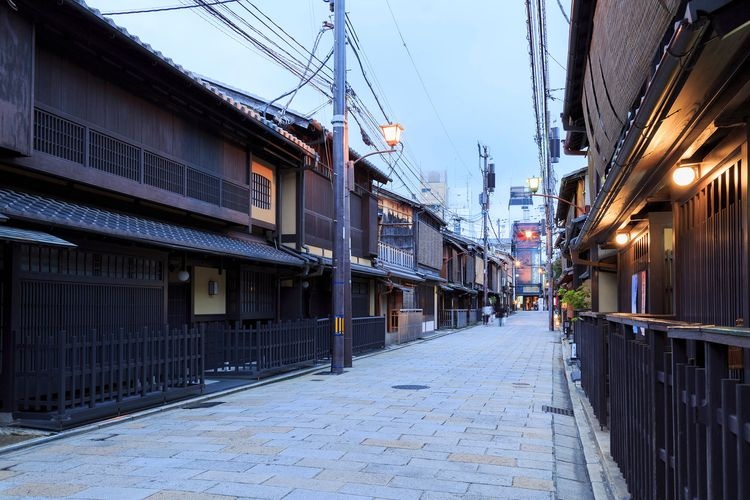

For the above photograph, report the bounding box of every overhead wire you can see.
[383,0,474,180]
[102,0,237,16]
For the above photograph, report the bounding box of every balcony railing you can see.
[378,242,414,269]
[33,106,249,214]
[575,312,750,499]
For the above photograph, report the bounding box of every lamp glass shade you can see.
[615,232,630,245]
[524,230,533,239]
[177,270,190,282]
[380,123,403,147]
[527,176,542,194]
[672,166,696,186]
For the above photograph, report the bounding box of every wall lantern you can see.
[672,164,698,186]
[527,176,542,194]
[615,232,630,246]
[208,280,219,296]
[177,270,190,282]
[379,123,404,148]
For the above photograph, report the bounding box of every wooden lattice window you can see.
[144,151,185,195]
[187,168,221,205]
[89,130,140,181]
[252,172,272,210]
[33,108,84,164]
[240,269,274,314]
[676,158,744,325]
[18,245,163,282]
[221,181,250,213]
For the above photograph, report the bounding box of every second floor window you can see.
[252,172,271,210]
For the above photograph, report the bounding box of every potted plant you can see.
[558,285,590,319]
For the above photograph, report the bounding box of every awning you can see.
[383,281,414,293]
[316,257,388,277]
[382,264,425,283]
[353,263,387,277]
[439,285,452,291]
[418,270,447,283]
[0,225,76,247]
[0,188,303,266]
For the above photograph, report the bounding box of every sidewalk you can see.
[0,312,595,499]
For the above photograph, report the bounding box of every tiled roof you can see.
[72,1,315,157]
[0,225,76,247]
[0,189,303,266]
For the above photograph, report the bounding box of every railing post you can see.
[57,329,67,420]
[200,323,205,390]
[90,329,97,408]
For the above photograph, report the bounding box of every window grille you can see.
[33,108,84,164]
[252,172,272,210]
[187,167,221,205]
[221,181,250,213]
[18,245,163,282]
[89,130,140,181]
[144,151,185,195]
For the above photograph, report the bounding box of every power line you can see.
[102,0,237,16]
[383,0,474,179]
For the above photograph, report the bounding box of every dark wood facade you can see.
[0,1,314,421]
[562,1,750,497]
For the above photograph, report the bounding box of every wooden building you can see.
[439,232,480,328]
[562,1,750,497]
[373,187,445,343]
[0,1,330,427]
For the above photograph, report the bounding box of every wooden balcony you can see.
[378,242,414,269]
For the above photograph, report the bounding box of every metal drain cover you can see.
[513,382,531,387]
[541,404,574,416]
[392,385,430,390]
[182,401,225,409]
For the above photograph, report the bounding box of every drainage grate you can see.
[392,385,430,390]
[542,404,574,416]
[513,382,531,387]
[310,379,324,382]
[182,401,225,409]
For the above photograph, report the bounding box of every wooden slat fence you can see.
[352,316,385,354]
[575,313,609,427]
[205,317,385,378]
[14,325,203,428]
[439,309,468,329]
[575,313,750,499]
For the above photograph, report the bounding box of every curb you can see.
[561,336,630,499]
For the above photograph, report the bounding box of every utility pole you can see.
[331,0,348,374]
[546,126,560,331]
[478,144,494,318]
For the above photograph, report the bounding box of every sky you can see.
[85,0,584,238]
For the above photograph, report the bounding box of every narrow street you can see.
[0,312,593,499]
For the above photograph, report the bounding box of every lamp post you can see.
[331,0,403,373]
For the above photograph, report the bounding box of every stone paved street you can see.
[0,311,594,499]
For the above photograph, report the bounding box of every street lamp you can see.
[380,123,404,148]
[526,176,586,211]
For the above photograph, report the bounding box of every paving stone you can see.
[145,491,232,500]
[203,481,291,499]
[1,482,88,497]
[69,486,160,499]
[513,475,555,491]
[467,482,553,498]
[387,475,469,494]
[338,482,422,499]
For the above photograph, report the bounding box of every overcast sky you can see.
[85,0,582,237]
